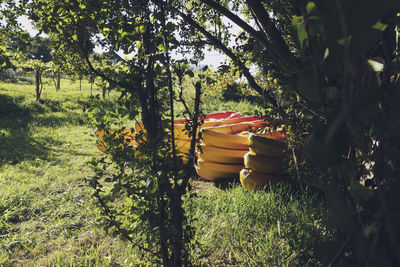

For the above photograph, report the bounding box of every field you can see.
[0,78,331,266]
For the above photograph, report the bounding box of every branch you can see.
[198,0,265,43]
[246,0,301,74]
[176,9,278,107]
[180,81,202,192]
[78,44,131,90]
[199,0,301,77]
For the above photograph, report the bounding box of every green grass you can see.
[0,78,135,266]
[0,77,330,266]
[187,185,329,266]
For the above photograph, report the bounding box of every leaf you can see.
[291,16,308,48]
[337,35,352,46]
[367,57,385,72]
[136,40,142,49]
[306,2,317,15]
[139,25,146,34]
[157,43,166,52]
[371,21,388,31]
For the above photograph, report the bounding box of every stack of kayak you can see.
[95,111,288,191]
[195,120,265,180]
[240,134,287,191]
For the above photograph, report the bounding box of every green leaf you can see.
[139,25,146,34]
[136,40,142,49]
[367,57,385,72]
[291,16,308,48]
[371,21,388,31]
[306,2,317,15]
[323,48,329,60]
[157,43,166,52]
[337,35,352,46]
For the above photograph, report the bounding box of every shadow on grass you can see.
[211,177,241,190]
[32,112,86,128]
[0,94,50,164]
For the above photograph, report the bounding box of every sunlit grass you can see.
[0,78,133,265]
[187,185,330,266]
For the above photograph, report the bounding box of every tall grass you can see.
[187,185,331,266]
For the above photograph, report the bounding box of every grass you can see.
[187,185,329,266]
[0,78,135,265]
[0,77,330,266]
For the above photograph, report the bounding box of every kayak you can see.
[197,144,247,164]
[243,152,284,175]
[240,168,281,191]
[248,133,287,158]
[195,159,243,180]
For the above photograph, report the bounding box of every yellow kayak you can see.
[201,120,265,134]
[195,159,243,180]
[240,168,281,191]
[243,152,284,174]
[197,144,247,164]
[200,129,249,150]
[248,133,287,158]
[174,138,191,153]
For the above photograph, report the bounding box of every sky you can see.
[17,15,230,68]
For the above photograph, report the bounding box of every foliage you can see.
[0,1,29,70]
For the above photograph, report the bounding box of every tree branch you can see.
[78,44,131,90]
[176,9,278,107]
[198,0,265,43]
[198,0,301,77]
[245,0,301,74]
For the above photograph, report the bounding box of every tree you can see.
[0,1,29,74]
[29,1,202,265]
[23,36,52,101]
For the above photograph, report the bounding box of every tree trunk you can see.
[56,71,61,91]
[79,79,82,91]
[35,69,41,102]
[90,81,93,96]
